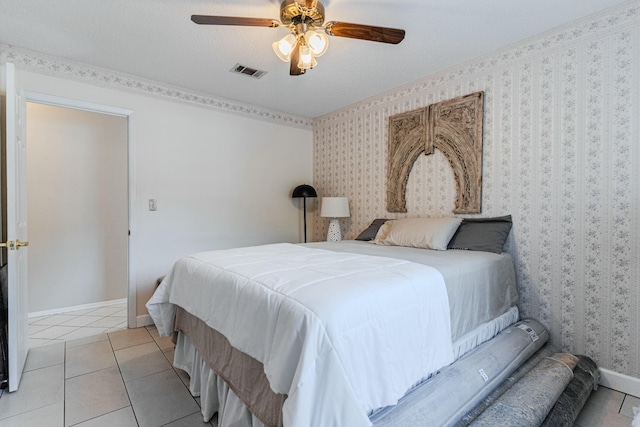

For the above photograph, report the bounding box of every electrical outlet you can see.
[149,199,157,211]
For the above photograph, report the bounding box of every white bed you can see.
[147,240,518,427]
[305,241,518,345]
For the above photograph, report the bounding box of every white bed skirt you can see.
[173,306,519,427]
[173,332,264,426]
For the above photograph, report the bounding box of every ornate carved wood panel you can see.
[428,92,484,213]
[386,108,428,213]
[386,91,484,213]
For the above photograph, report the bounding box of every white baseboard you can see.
[28,298,127,318]
[599,368,640,397]
[136,314,154,328]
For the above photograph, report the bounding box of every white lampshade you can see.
[321,197,349,242]
[320,197,350,218]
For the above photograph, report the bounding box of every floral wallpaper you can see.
[312,2,640,377]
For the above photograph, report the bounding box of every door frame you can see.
[25,92,137,329]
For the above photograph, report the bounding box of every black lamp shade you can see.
[292,184,317,198]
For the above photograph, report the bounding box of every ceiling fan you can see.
[191,0,405,76]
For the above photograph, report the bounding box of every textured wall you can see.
[312,2,640,377]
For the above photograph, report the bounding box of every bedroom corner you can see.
[312,1,640,387]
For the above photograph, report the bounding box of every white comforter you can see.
[147,243,454,427]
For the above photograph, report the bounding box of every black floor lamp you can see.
[292,184,317,243]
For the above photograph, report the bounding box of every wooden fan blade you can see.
[290,43,306,76]
[326,21,405,44]
[191,15,279,27]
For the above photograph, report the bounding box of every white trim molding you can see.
[136,314,154,328]
[25,91,139,331]
[599,368,640,398]
[0,44,312,130]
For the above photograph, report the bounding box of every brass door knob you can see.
[0,240,29,250]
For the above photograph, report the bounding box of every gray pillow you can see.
[447,215,512,254]
[355,219,389,241]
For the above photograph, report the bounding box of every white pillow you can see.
[372,217,463,250]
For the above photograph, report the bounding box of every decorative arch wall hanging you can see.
[387,91,484,214]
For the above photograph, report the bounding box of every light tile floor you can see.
[0,308,638,426]
[574,385,640,427]
[0,325,212,426]
[27,302,128,348]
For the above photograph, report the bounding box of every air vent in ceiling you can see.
[230,64,267,79]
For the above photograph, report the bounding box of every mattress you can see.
[305,240,518,342]
[148,241,519,427]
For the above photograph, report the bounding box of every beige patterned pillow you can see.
[372,217,463,250]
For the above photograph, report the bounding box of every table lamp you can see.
[320,197,350,241]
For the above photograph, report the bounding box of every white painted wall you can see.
[26,103,128,312]
[17,70,313,317]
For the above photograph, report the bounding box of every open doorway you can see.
[26,102,130,343]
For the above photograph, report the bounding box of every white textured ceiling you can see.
[0,0,629,118]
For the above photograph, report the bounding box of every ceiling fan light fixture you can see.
[304,30,329,57]
[297,44,317,69]
[272,33,298,62]
[192,0,405,76]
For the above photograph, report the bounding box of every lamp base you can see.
[326,218,342,242]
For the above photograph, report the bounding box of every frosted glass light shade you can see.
[272,34,297,62]
[320,197,350,218]
[304,30,329,57]
[297,44,317,69]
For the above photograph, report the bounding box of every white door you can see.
[2,63,29,392]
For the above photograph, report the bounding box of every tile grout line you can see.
[107,332,140,427]
[63,339,67,426]
[144,325,206,425]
